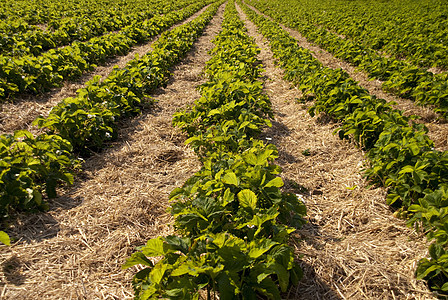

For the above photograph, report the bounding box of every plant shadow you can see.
[4,191,84,244]
[0,255,27,286]
[294,259,343,300]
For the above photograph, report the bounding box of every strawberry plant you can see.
[34,0,214,153]
[240,1,448,295]
[0,0,216,231]
[125,2,306,298]
[0,0,210,100]
[0,130,76,219]
[247,0,448,118]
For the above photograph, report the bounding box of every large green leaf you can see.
[248,238,278,259]
[0,231,10,246]
[264,177,283,188]
[141,237,169,257]
[237,189,257,210]
[123,252,154,269]
[222,172,238,186]
[150,262,169,285]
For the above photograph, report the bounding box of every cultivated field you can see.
[0,0,447,299]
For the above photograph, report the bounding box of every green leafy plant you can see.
[125,2,306,298]
[0,0,215,224]
[0,130,76,218]
[240,0,448,294]
[0,0,210,100]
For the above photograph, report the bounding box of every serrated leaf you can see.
[185,136,200,145]
[140,284,158,300]
[63,172,74,184]
[248,238,278,259]
[268,262,289,292]
[416,264,441,279]
[222,188,235,206]
[238,189,257,210]
[171,261,198,277]
[208,109,220,116]
[409,143,420,156]
[243,153,257,165]
[399,165,414,174]
[255,277,281,299]
[141,237,168,257]
[150,262,168,285]
[217,270,240,300]
[222,172,238,186]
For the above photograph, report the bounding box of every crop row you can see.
[124,2,306,299]
[282,0,448,70]
[246,0,448,119]
[0,0,151,48]
[0,0,164,25]
[0,0,206,100]
[1,10,157,57]
[1,0,200,57]
[240,1,448,295]
[0,0,216,224]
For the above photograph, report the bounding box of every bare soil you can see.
[0,4,224,299]
[237,3,433,299]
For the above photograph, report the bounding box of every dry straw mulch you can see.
[244,3,448,152]
[237,3,434,299]
[0,4,224,299]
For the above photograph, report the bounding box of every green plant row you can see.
[0,0,165,52]
[0,0,166,25]
[0,10,157,57]
[0,0,204,100]
[0,0,200,57]
[35,0,216,154]
[246,0,448,119]
[124,2,306,299]
[274,0,448,70]
[240,2,448,295]
[0,0,217,223]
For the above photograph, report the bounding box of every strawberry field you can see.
[0,0,447,298]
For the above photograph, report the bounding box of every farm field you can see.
[0,0,447,299]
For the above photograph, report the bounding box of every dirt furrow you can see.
[244,2,448,152]
[0,4,211,137]
[0,4,224,299]
[236,4,433,299]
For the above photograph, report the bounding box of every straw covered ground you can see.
[0,4,224,299]
[0,1,441,299]
[236,4,434,299]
